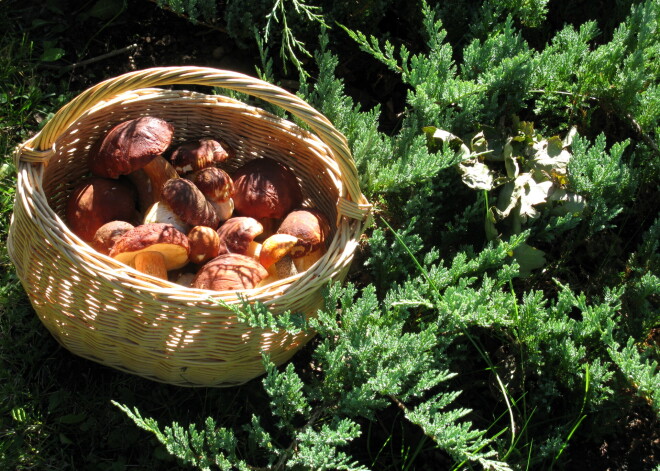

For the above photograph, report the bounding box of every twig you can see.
[272,408,324,470]
[39,44,139,72]
[529,88,598,102]
[625,112,660,157]
[530,88,660,158]
[63,44,139,72]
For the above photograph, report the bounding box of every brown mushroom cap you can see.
[191,253,268,291]
[231,158,303,219]
[170,138,233,175]
[188,225,221,265]
[66,177,139,243]
[109,223,190,271]
[161,178,220,229]
[89,116,174,179]
[92,220,135,255]
[216,217,263,255]
[277,209,330,258]
[192,167,234,202]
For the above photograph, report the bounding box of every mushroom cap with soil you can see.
[109,223,190,279]
[88,116,174,179]
[65,176,139,243]
[191,253,269,291]
[231,157,303,220]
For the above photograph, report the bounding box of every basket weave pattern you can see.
[7,67,371,387]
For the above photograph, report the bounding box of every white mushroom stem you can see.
[134,251,168,279]
[209,197,234,222]
[144,201,190,235]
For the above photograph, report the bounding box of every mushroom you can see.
[169,138,233,175]
[216,217,263,258]
[191,253,268,291]
[191,167,235,222]
[231,158,303,237]
[188,225,221,265]
[65,177,139,243]
[125,155,180,214]
[277,209,331,272]
[87,116,179,214]
[88,116,174,179]
[144,178,220,233]
[109,223,190,280]
[92,220,135,255]
[257,233,299,286]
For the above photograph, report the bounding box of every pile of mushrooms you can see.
[65,115,330,291]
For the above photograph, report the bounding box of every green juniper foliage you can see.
[113,1,658,468]
[2,0,659,469]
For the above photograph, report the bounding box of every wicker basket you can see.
[7,67,371,387]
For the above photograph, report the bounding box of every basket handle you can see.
[20,66,370,218]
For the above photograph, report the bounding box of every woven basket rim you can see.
[6,66,372,386]
[10,68,371,308]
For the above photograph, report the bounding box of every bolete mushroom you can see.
[87,116,178,214]
[92,220,135,255]
[170,138,233,175]
[144,178,220,233]
[191,167,235,222]
[109,223,190,280]
[231,158,303,234]
[188,225,221,265]
[191,253,268,291]
[257,233,299,286]
[277,209,331,272]
[65,177,139,243]
[88,116,174,179]
[216,217,263,258]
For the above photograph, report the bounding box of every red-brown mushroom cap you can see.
[192,167,234,202]
[188,225,221,265]
[231,158,303,219]
[161,178,220,229]
[109,223,190,271]
[277,209,331,258]
[191,253,268,291]
[170,138,233,175]
[216,217,264,256]
[89,116,174,179]
[66,177,139,243]
[92,220,135,255]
